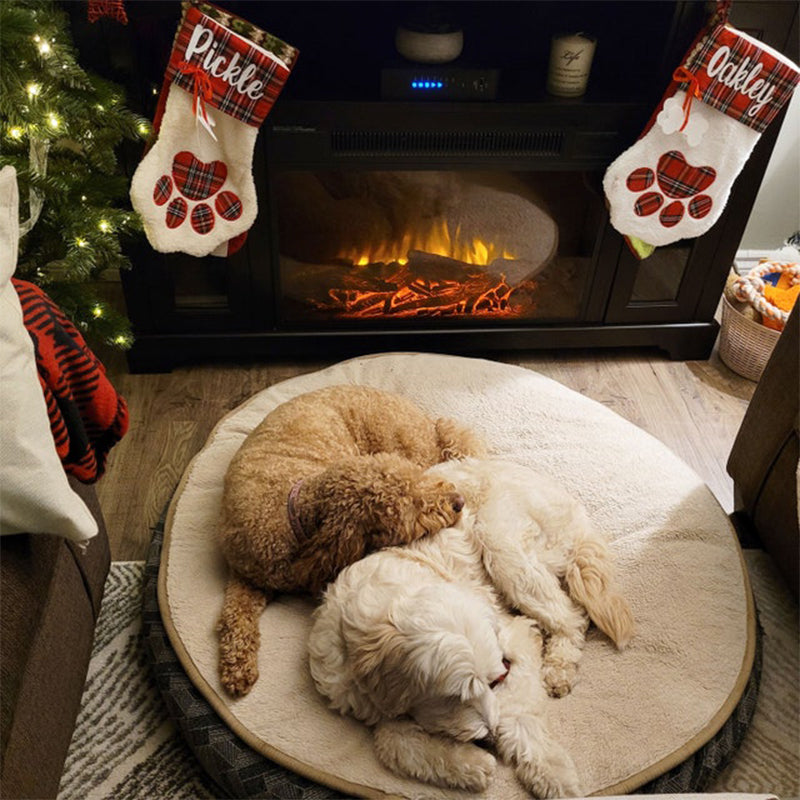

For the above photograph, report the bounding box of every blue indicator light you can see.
[411,79,445,90]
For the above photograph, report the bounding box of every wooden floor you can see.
[98,345,756,561]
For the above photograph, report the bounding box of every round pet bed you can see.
[156,353,757,798]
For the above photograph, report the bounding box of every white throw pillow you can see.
[0,165,98,541]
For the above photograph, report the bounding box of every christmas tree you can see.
[0,0,149,348]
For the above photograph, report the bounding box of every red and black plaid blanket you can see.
[13,279,129,483]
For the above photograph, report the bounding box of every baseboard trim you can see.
[734,250,768,274]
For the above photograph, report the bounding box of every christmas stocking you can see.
[130,2,297,258]
[603,9,799,258]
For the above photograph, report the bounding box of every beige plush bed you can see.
[158,352,755,798]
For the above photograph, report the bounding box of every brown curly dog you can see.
[217,384,486,696]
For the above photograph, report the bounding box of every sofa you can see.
[728,301,799,599]
[0,485,110,799]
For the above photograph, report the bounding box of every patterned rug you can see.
[57,552,799,799]
[57,562,217,800]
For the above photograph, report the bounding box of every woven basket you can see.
[719,296,781,381]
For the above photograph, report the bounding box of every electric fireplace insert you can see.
[274,168,601,325]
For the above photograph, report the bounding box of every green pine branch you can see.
[0,0,149,349]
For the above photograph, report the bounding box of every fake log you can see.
[281,253,537,318]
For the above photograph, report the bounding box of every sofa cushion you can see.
[0,165,97,543]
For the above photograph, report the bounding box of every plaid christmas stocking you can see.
[603,11,799,259]
[130,2,297,258]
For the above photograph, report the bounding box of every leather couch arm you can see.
[0,479,110,799]
[727,302,799,599]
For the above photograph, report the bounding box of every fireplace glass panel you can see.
[630,243,692,302]
[172,259,229,309]
[275,170,605,325]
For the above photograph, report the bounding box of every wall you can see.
[739,82,800,253]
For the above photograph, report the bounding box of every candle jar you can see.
[547,33,597,97]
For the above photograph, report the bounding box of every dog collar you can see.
[490,658,511,689]
[287,479,309,541]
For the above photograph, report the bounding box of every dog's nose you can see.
[451,494,465,513]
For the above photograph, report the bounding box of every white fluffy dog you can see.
[308,458,634,797]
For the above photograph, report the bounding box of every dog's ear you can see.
[351,620,504,722]
[293,520,369,596]
[351,621,426,718]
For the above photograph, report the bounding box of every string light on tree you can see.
[0,0,151,349]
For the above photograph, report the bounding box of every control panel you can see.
[380,68,500,100]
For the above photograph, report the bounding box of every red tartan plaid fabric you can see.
[190,203,215,234]
[626,167,655,192]
[166,197,188,228]
[215,190,243,220]
[688,195,713,219]
[88,0,128,24]
[12,279,129,482]
[171,150,227,200]
[656,150,716,199]
[166,5,296,128]
[680,24,800,133]
[659,201,684,228]
[153,175,173,205]
[634,192,663,217]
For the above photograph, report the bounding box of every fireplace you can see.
[87,0,798,372]
[274,169,602,325]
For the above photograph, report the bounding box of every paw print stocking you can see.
[603,18,799,257]
[130,2,297,258]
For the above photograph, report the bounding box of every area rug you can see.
[57,562,217,800]
[158,352,758,798]
[56,550,797,798]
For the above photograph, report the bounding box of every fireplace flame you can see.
[337,219,516,267]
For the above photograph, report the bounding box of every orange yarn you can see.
[763,276,800,330]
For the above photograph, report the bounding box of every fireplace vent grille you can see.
[331,130,564,157]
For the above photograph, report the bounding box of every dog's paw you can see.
[219,656,259,697]
[217,619,260,697]
[449,746,497,792]
[435,417,488,460]
[517,766,580,800]
[515,749,580,799]
[415,478,465,537]
[542,660,578,698]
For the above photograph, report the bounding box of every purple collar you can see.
[287,479,309,541]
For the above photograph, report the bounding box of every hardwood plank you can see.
[98,350,755,561]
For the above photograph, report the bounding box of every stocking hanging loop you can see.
[712,0,732,26]
[177,61,213,123]
[671,67,702,131]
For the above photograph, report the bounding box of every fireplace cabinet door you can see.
[602,104,789,326]
[119,146,275,338]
